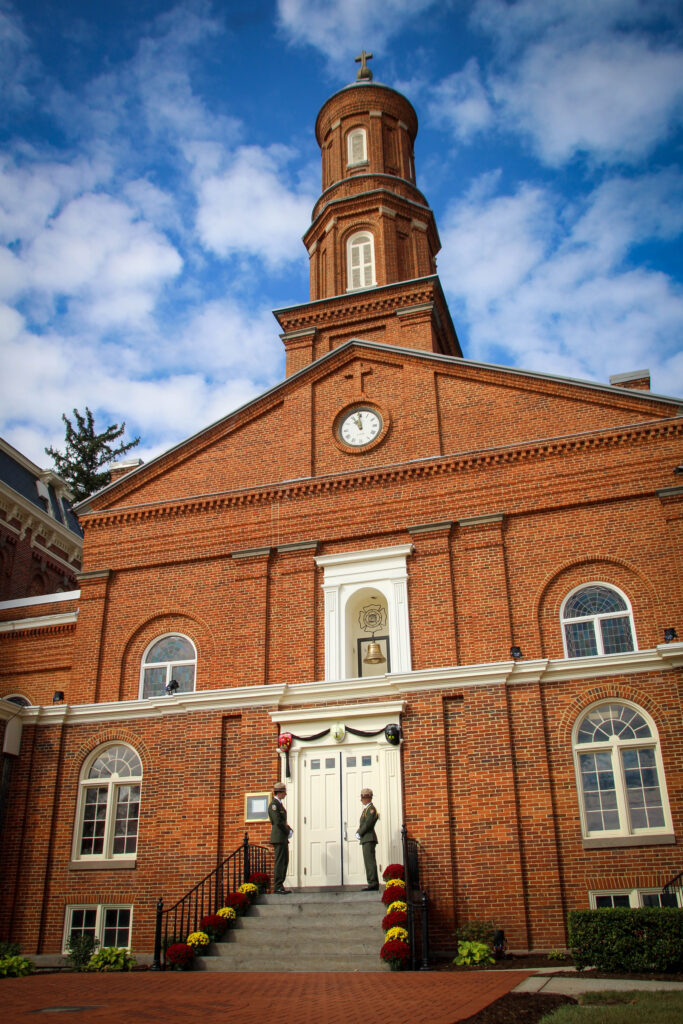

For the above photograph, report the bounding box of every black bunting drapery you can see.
[278,725,401,778]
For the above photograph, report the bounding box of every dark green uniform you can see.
[268,796,290,890]
[358,801,379,887]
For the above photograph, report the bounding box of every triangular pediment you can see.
[80,341,681,514]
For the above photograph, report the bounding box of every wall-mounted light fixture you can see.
[510,646,523,660]
[165,679,180,695]
[664,628,678,643]
[52,691,64,704]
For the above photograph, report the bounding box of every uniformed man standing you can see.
[356,787,379,891]
[269,782,292,894]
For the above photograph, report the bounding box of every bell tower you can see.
[274,56,462,376]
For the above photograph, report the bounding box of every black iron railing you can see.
[401,824,430,971]
[152,833,273,969]
[661,869,683,908]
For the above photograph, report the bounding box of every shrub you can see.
[382,886,406,905]
[186,931,210,952]
[0,942,20,958]
[88,947,136,972]
[382,864,405,881]
[0,955,33,978]
[454,919,496,946]
[217,906,237,928]
[249,872,270,893]
[380,938,411,971]
[221,892,249,916]
[453,940,495,966]
[199,914,228,942]
[386,900,407,916]
[569,908,683,973]
[382,909,408,931]
[66,934,98,972]
[548,949,567,961]
[165,942,194,971]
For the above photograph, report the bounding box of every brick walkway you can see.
[3,970,531,1024]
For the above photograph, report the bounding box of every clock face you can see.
[338,407,383,447]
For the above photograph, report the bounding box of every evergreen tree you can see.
[45,407,140,502]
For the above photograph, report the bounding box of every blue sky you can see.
[1,0,682,467]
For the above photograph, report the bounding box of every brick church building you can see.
[1,61,682,959]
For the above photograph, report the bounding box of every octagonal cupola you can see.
[304,58,441,302]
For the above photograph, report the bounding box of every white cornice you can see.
[271,701,406,725]
[0,589,80,611]
[0,610,78,633]
[6,643,681,728]
[0,480,82,562]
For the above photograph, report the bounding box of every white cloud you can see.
[276,0,438,63]
[23,193,183,326]
[439,171,683,392]
[429,58,494,142]
[196,145,315,268]
[492,38,683,166]
[426,0,683,166]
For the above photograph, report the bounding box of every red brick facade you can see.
[1,75,682,958]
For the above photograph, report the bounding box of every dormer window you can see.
[347,232,376,291]
[347,128,367,166]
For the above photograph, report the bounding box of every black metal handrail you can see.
[401,824,430,971]
[661,868,683,907]
[152,833,273,969]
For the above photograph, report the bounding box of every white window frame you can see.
[347,128,368,166]
[139,632,197,700]
[315,545,412,681]
[561,582,637,659]
[73,743,142,863]
[3,693,31,706]
[589,889,681,909]
[572,701,672,843]
[62,904,134,953]
[346,232,376,292]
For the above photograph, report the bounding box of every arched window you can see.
[347,232,376,291]
[561,583,636,658]
[573,702,671,840]
[3,694,31,707]
[75,744,142,860]
[347,128,367,166]
[140,634,196,699]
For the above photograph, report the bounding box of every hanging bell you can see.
[363,639,386,665]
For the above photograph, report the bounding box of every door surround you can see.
[271,701,405,887]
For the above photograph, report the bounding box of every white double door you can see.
[301,746,378,886]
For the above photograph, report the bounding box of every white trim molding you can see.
[316,545,413,681]
[5,643,682,728]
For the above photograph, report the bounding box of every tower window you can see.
[347,232,376,291]
[347,128,367,166]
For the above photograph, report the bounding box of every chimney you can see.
[109,457,143,484]
[609,369,650,391]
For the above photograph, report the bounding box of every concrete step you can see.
[195,954,390,973]
[190,886,390,973]
[211,933,380,953]
[227,921,382,937]
[247,904,384,920]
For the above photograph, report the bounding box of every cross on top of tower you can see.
[355,49,373,81]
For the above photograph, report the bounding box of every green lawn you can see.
[540,990,683,1024]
